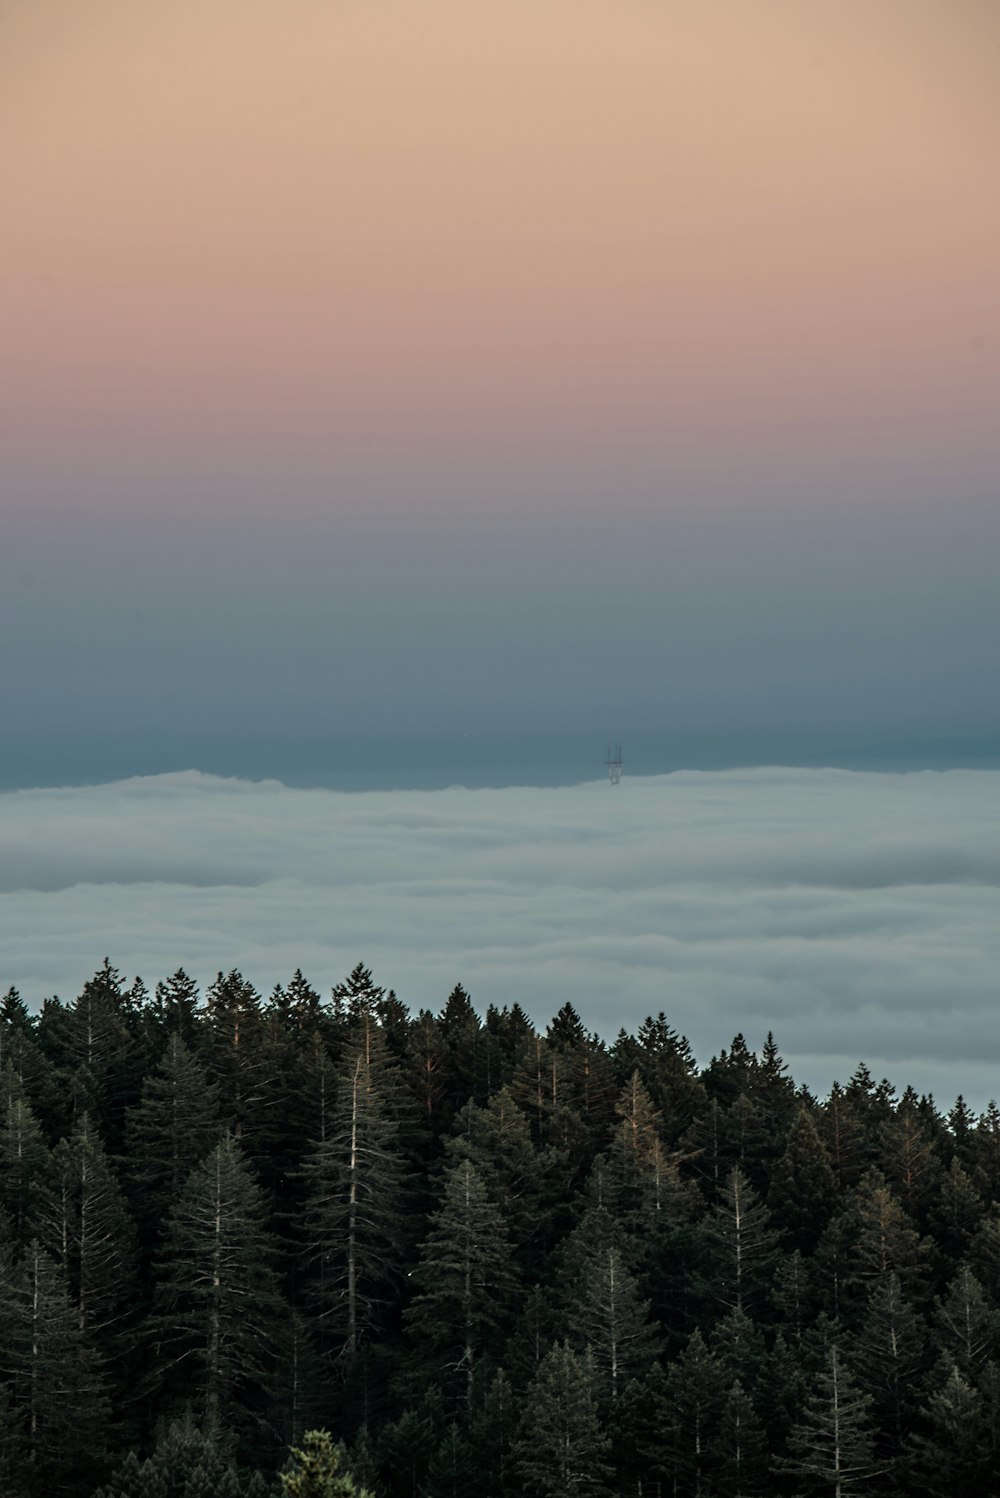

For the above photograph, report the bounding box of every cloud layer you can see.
[2,768,999,1105]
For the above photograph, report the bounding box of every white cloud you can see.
[2,768,999,1106]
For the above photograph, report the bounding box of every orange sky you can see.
[1,0,998,485]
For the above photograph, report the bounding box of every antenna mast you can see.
[605,740,623,785]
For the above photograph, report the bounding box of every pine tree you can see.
[437,981,485,1116]
[701,1166,779,1314]
[152,1136,285,1441]
[94,1414,269,1498]
[717,1379,767,1498]
[971,1100,1000,1200]
[406,1158,515,1405]
[448,1084,555,1257]
[850,1168,927,1296]
[932,1264,1000,1375]
[375,1393,442,1498]
[514,1341,612,1498]
[574,1241,660,1403]
[38,961,134,1146]
[0,1065,51,1245]
[906,1362,995,1498]
[200,970,267,1140]
[301,1029,407,1361]
[927,1155,984,1263]
[124,1034,221,1234]
[768,1107,837,1251]
[0,1238,110,1494]
[846,1272,924,1458]
[710,1306,768,1394]
[820,1082,867,1193]
[153,969,201,1042]
[783,1346,879,1496]
[425,1423,479,1498]
[603,1071,698,1243]
[279,1429,375,1497]
[469,1368,519,1498]
[771,1249,813,1349]
[661,1329,725,1497]
[877,1091,942,1220]
[36,1111,136,1348]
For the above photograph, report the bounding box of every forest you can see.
[1,959,998,1497]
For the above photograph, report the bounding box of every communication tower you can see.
[605,740,623,785]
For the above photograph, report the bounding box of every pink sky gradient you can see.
[1,0,997,521]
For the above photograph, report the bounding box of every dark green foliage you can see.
[0,1239,110,1495]
[718,1379,768,1497]
[573,1240,660,1402]
[0,1065,52,1243]
[2,964,998,1497]
[784,1345,879,1495]
[301,1021,407,1361]
[124,1035,222,1234]
[514,1341,612,1498]
[406,1157,515,1403]
[661,1328,726,1494]
[36,1112,136,1349]
[701,1166,780,1313]
[151,1136,286,1444]
[905,1362,996,1498]
[768,1107,837,1251]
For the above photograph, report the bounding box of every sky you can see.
[1,0,999,785]
[3,767,1000,1107]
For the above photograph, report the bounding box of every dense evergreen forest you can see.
[1,960,999,1496]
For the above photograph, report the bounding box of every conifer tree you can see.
[927,1155,984,1262]
[36,1111,136,1347]
[406,1158,515,1405]
[701,1166,779,1314]
[0,1065,51,1245]
[877,1092,942,1219]
[38,960,134,1145]
[0,989,49,1108]
[574,1241,660,1403]
[661,1329,725,1496]
[846,1272,924,1457]
[448,1084,554,1257]
[820,1082,867,1192]
[932,1264,999,1374]
[603,1070,699,1247]
[469,1368,519,1498]
[153,968,201,1041]
[616,1011,704,1141]
[407,1008,450,1144]
[437,981,484,1115]
[279,1429,375,1497]
[850,1169,927,1296]
[152,1135,285,1441]
[124,1034,221,1233]
[0,1238,109,1494]
[200,970,267,1140]
[375,1394,442,1498]
[301,1030,407,1361]
[905,1362,995,1498]
[514,1341,612,1498]
[717,1379,768,1498]
[772,1249,813,1349]
[971,1100,1000,1200]
[768,1106,837,1250]
[783,1346,879,1496]
[710,1306,768,1394]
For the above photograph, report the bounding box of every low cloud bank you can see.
[2,768,999,1105]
